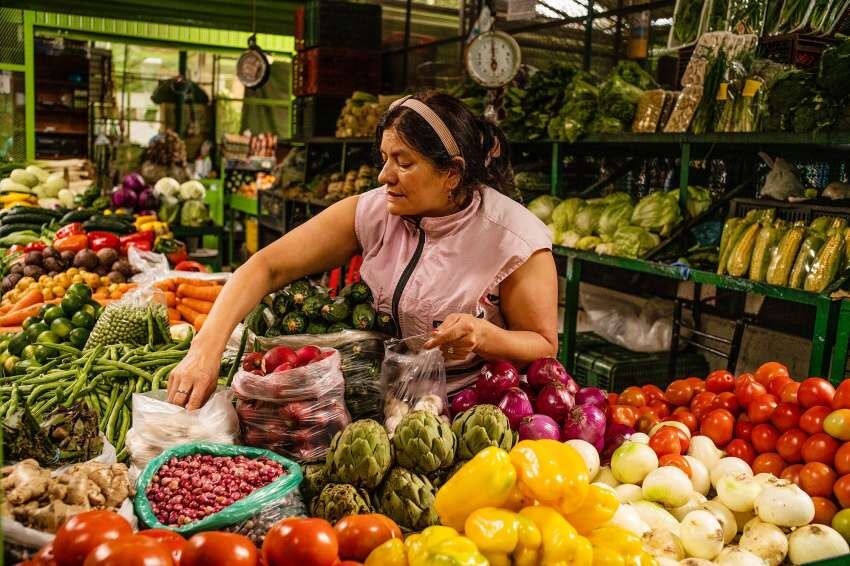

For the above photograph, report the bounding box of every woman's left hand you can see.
[423,313,489,360]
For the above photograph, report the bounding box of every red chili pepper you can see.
[23,241,47,253]
[55,222,85,239]
[174,260,206,272]
[87,231,120,252]
[53,234,89,254]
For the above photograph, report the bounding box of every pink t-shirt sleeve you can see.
[354,187,388,254]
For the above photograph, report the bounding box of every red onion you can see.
[561,404,606,452]
[475,360,520,403]
[497,387,534,429]
[601,422,635,464]
[450,388,479,416]
[575,387,608,409]
[526,357,578,394]
[534,382,575,423]
[518,414,561,441]
[122,172,146,193]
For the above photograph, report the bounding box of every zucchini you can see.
[352,303,376,330]
[302,294,330,319]
[59,209,97,224]
[0,213,50,226]
[322,299,351,323]
[82,219,134,234]
[0,224,44,238]
[5,206,61,218]
[282,312,307,334]
[805,233,845,293]
[789,234,826,289]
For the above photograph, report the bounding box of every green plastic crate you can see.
[572,332,709,392]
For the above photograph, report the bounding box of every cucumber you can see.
[82,219,134,234]
[352,303,376,330]
[0,213,50,226]
[60,209,97,224]
[0,224,44,237]
[322,299,351,323]
[5,205,61,218]
[282,312,307,334]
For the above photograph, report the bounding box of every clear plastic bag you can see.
[726,0,768,34]
[232,348,351,462]
[381,336,449,435]
[668,0,709,48]
[759,153,804,201]
[84,285,171,350]
[663,86,704,133]
[125,387,240,480]
[224,490,307,547]
[632,90,667,133]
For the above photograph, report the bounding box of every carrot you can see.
[0,304,13,315]
[176,304,201,325]
[1,303,42,326]
[0,326,23,333]
[174,278,217,287]
[177,284,222,301]
[165,292,177,307]
[193,314,207,332]
[168,307,181,322]
[155,279,177,292]
[11,289,43,313]
[181,297,213,314]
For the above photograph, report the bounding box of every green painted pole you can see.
[560,256,581,373]
[551,142,562,198]
[24,10,35,161]
[811,295,837,378]
[829,300,850,385]
[678,142,690,209]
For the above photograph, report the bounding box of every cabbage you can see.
[559,230,582,248]
[576,236,601,250]
[179,199,209,227]
[547,223,563,244]
[179,180,205,201]
[671,185,712,219]
[613,226,661,258]
[528,195,561,223]
[574,202,606,236]
[154,177,180,198]
[595,243,619,256]
[631,192,682,236]
[598,202,635,239]
[602,192,633,206]
[552,198,585,230]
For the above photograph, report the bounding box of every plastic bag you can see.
[224,490,306,547]
[759,153,804,201]
[381,336,449,435]
[256,330,387,421]
[232,348,351,462]
[664,86,703,133]
[726,0,768,34]
[127,246,170,281]
[125,387,240,480]
[134,442,302,536]
[84,286,170,350]
[632,90,667,133]
[669,0,708,47]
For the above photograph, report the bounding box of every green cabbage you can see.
[547,223,562,244]
[602,192,633,206]
[612,226,661,258]
[559,230,582,248]
[574,202,606,236]
[576,236,601,250]
[179,199,209,227]
[552,198,585,230]
[595,243,619,256]
[528,195,561,223]
[598,75,644,123]
[598,202,635,239]
[630,192,682,236]
[670,185,712,219]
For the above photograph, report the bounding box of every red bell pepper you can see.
[53,234,88,254]
[173,260,207,272]
[120,231,155,255]
[55,223,85,239]
[87,231,121,252]
[23,241,47,253]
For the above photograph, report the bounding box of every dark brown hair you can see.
[375,91,516,203]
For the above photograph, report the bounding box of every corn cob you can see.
[727,223,761,278]
[767,226,806,286]
[789,234,826,289]
[844,227,850,265]
[804,233,845,293]
[717,218,742,275]
[831,217,849,235]
[750,223,783,282]
[718,220,753,275]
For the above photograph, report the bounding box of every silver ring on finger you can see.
[177,389,190,395]
[446,346,454,355]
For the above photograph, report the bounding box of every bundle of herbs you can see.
[609,60,657,90]
[817,39,850,101]
[501,62,580,140]
[707,0,729,30]
[549,75,598,143]
[598,75,644,124]
[766,67,813,128]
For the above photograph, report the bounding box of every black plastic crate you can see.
[759,33,836,69]
[729,198,850,225]
[296,1,382,51]
[291,95,347,138]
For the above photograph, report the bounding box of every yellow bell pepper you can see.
[406,526,488,566]
[366,538,408,566]
[627,553,658,566]
[435,447,517,530]
[0,193,34,204]
[513,514,543,566]
[563,484,619,534]
[464,507,545,566]
[140,220,169,234]
[509,439,590,515]
[588,526,643,560]
[518,506,592,566]
[592,546,626,566]
[135,214,158,230]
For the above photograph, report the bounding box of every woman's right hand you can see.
[166,346,221,410]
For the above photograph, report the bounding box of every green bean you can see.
[100,360,153,382]
[151,362,178,391]
[20,370,77,385]
[116,405,131,453]
[101,388,119,433]
[33,396,56,417]
[38,343,82,357]
[27,381,60,403]
[86,392,101,418]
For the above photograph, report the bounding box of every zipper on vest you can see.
[392,225,426,337]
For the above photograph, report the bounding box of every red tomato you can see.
[835,474,850,507]
[610,405,638,428]
[671,408,698,434]
[691,391,718,421]
[802,432,840,464]
[263,518,338,566]
[337,562,364,566]
[83,535,173,566]
[608,392,619,406]
[771,402,802,432]
[706,370,735,393]
[648,400,670,419]
[748,394,779,424]
[735,414,754,443]
[798,377,836,408]
[824,409,850,441]
[781,381,801,404]
[769,375,794,398]
[835,443,850,475]
[181,533,258,566]
[812,496,838,525]
[636,412,661,434]
[725,439,756,465]
[138,530,185,565]
[755,362,790,387]
[665,380,695,406]
[781,463,804,486]
[686,377,706,395]
[659,453,692,476]
[700,409,735,447]
[832,381,850,410]
[800,406,832,435]
[54,511,132,566]
[642,384,665,405]
[735,375,768,408]
[752,424,780,454]
[620,386,647,408]
[799,462,838,498]
[777,428,808,463]
[753,452,787,476]
[334,514,402,562]
[715,392,740,415]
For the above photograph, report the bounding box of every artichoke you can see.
[392,411,457,474]
[451,404,516,460]
[300,463,329,502]
[428,459,466,489]
[326,419,393,489]
[310,483,373,523]
[375,468,439,531]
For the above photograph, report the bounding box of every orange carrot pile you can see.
[154,277,224,331]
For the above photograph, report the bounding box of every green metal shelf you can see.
[228,194,258,215]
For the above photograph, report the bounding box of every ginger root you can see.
[2,459,50,505]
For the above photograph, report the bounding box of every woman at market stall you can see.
[168,92,558,409]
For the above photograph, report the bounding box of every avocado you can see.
[306,322,328,335]
[302,293,331,320]
[282,312,308,335]
[375,311,396,335]
[352,303,376,330]
[272,292,291,318]
[321,299,351,323]
[327,321,353,333]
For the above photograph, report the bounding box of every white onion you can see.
[731,506,756,533]
[788,524,850,565]
[688,435,723,469]
[630,432,650,444]
[671,492,707,522]
[710,457,752,489]
[739,518,788,566]
[606,502,650,536]
[715,546,766,566]
[703,499,737,545]
[632,501,681,537]
[651,421,692,438]
[615,483,643,503]
[595,465,620,487]
[683,455,710,496]
[753,472,782,488]
[611,441,658,484]
[642,466,694,507]
[754,481,814,528]
[656,558,680,566]
[716,472,764,512]
[566,439,600,480]
[680,510,725,560]
[678,560,716,566]
[643,528,686,561]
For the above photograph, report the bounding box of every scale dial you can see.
[465,30,521,88]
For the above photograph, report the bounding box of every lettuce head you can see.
[552,197,585,230]
[631,192,682,236]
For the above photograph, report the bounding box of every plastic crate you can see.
[572,333,708,392]
[295,1,382,51]
[729,198,850,224]
[291,95,347,138]
[293,47,381,97]
[759,33,836,69]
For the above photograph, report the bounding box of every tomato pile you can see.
[608,362,850,524]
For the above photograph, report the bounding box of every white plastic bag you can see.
[125,387,240,479]
[759,152,804,201]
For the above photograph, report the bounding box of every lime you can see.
[25,322,49,342]
[67,283,92,301]
[21,317,39,331]
[4,355,19,374]
[14,359,35,374]
[60,295,83,316]
[50,318,73,339]
[7,333,28,357]
[36,330,58,345]
[71,311,94,330]
[22,344,38,360]
[43,305,65,325]
[68,327,89,348]
[34,345,52,364]
[80,304,98,320]
[38,303,52,319]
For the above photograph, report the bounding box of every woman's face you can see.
[378,128,459,217]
